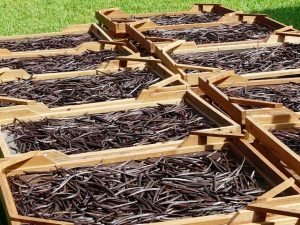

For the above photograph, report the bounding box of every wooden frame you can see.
[96,3,237,36]
[0,41,137,84]
[0,88,239,158]
[0,131,299,225]
[245,114,300,184]
[197,75,300,124]
[0,36,134,59]
[0,23,116,58]
[0,59,187,109]
[151,35,300,85]
[125,13,297,53]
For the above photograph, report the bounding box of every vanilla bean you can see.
[271,128,300,154]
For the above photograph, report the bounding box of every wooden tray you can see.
[96,3,237,36]
[152,35,300,85]
[0,88,239,158]
[0,132,299,225]
[0,59,187,109]
[0,24,116,58]
[197,75,300,123]
[126,13,297,53]
[0,40,137,85]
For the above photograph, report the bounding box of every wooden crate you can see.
[151,35,300,85]
[245,113,300,188]
[0,88,239,158]
[96,3,237,36]
[0,132,299,225]
[0,24,116,58]
[125,13,297,53]
[0,41,137,84]
[0,59,187,109]
[197,75,300,124]
[0,36,133,59]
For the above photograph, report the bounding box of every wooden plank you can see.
[239,217,299,225]
[98,40,126,46]
[198,77,244,123]
[11,215,73,225]
[247,204,300,218]
[254,195,300,206]
[257,178,296,201]
[146,37,176,42]
[175,63,219,72]
[242,68,300,80]
[229,97,283,108]
[191,131,244,138]
[116,56,161,63]
[0,96,37,105]
[273,26,294,34]
[217,77,300,88]
[276,31,300,37]
[207,72,232,83]
[160,40,186,52]
[147,213,233,225]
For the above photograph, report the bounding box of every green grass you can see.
[0,0,299,36]
[0,0,299,224]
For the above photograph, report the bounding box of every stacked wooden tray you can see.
[0,3,299,225]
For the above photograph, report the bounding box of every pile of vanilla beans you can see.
[138,12,222,25]
[172,44,300,74]
[222,83,300,112]
[0,50,120,74]
[0,69,161,107]
[271,129,300,154]
[9,151,265,225]
[3,103,216,155]
[143,23,272,44]
[0,33,98,51]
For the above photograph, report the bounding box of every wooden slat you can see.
[198,77,243,123]
[277,31,300,37]
[175,63,219,72]
[11,215,73,225]
[98,40,126,46]
[229,97,283,108]
[0,96,37,105]
[207,72,232,83]
[247,204,300,218]
[257,178,296,201]
[116,56,161,63]
[191,131,244,138]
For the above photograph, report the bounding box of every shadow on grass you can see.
[250,5,300,29]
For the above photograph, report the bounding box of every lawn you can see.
[0,0,299,36]
[0,0,299,224]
